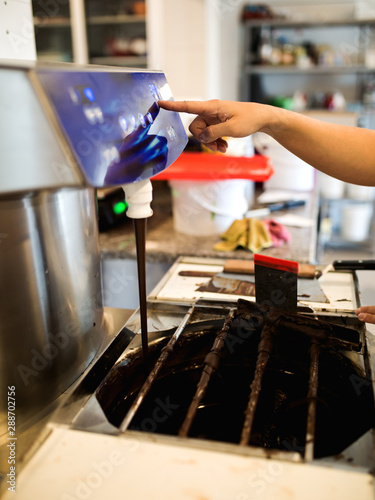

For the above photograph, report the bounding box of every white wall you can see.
[147,0,207,101]
[147,0,244,101]
[0,0,36,60]
[205,0,243,100]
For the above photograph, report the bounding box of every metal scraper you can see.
[254,254,299,313]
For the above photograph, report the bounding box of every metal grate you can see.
[117,299,368,461]
[238,301,361,460]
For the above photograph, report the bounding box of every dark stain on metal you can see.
[196,276,255,296]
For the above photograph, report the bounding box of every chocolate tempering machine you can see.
[0,60,375,500]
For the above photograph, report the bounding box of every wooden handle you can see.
[223,259,316,279]
[224,260,255,275]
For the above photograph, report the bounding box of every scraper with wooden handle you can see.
[224,259,316,279]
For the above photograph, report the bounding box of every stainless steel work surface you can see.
[5,425,373,500]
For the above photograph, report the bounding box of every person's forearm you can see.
[158,99,375,185]
[260,106,375,186]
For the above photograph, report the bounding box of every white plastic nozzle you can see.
[123,179,153,219]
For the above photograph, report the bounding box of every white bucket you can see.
[252,132,316,191]
[346,183,375,201]
[341,202,373,242]
[169,179,254,236]
[318,172,346,199]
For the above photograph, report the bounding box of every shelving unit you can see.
[32,0,73,62]
[245,64,372,75]
[240,17,375,105]
[32,0,147,67]
[241,17,375,253]
[85,4,147,68]
[33,17,71,28]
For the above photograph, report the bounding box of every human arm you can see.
[158,99,375,186]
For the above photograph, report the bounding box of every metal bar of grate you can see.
[119,306,194,433]
[240,316,278,446]
[178,309,235,438]
[304,341,320,461]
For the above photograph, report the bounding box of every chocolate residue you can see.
[197,277,255,296]
[95,299,374,460]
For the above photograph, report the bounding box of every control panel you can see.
[36,67,188,187]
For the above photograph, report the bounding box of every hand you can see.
[158,99,267,153]
[356,306,375,324]
[159,98,375,186]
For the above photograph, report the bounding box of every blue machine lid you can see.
[36,65,188,187]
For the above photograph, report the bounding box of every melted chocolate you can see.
[133,218,148,369]
[96,301,375,459]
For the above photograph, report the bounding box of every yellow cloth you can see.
[214,218,273,253]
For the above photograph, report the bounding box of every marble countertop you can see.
[99,181,319,265]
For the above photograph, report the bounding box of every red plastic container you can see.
[152,152,273,182]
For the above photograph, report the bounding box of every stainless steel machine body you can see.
[0,60,187,463]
